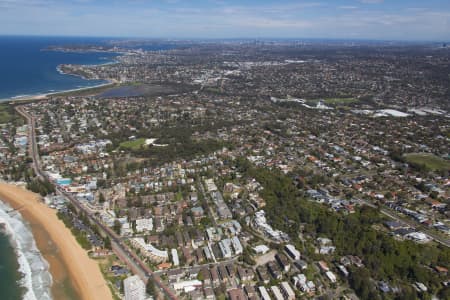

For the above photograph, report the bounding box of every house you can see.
[325,271,337,283]
[210,267,220,287]
[196,248,205,263]
[203,246,213,261]
[378,281,391,293]
[171,249,179,266]
[257,266,270,284]
[226,264,235,279]
[173,280,202,291]
[231,236,243,254]
[258,286,271,300]
[167,269,185,282]
[280,282,295,300]
[244,285,257,298]
[405,232,431,243]
[237,266,254,281]
[182,247,193,265]
[191,206,205,220]
[206,227,223,242]
[270,286,284,300]
[253,244,270,255]
[294,260,308,271]
[414,282,428,293]
[203,286,215,299]
[200,268,211,285]
[157,262,172,270]
[317,237,335,254]
[318,261,329,272]
[337,265,349,277]
[228,288,247,300]
[275,253,291,273]
[267,261,282,280]
[292,274,306,289]
[434,266,448,275]
[384,220,406,231]
[219,239,233,258]
[218,265,229,282]
[319,245,335,255]
[285,244,300,260]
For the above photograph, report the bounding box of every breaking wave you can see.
[0,200,52,300]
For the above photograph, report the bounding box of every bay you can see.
[0,36,117,100]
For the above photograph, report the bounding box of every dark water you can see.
[0,200,52,300]
[0,230,24,300]
[0,36,117,99]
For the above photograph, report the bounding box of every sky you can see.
[0,0,449,41]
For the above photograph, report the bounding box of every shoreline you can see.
[0,50,122,103]
[1,81,117,103]
[0,183,112,300]
[0,200,52,300]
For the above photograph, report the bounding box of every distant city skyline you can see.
[1,0,449,41]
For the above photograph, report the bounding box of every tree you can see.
[104,236,111,249]
[199,217,212,227]
[99,192,105,203]
[132,220,137,233]
[113,220,122,235]
[146,279,155,296]
[438,287,450,300]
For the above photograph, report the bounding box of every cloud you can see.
[339,6,358,10]
[359,0,384,4]
[0,0,449,40]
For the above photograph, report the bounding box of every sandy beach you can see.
[0,183,112,300]
[1,81,116,103]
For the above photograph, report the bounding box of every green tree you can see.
[113,220,122,235]
[104,236,112,249]
[146,279,155,296]
[99,192,105,203]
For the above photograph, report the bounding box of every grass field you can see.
[119,138,147,150]
[97,256,124,300]
[403,153,450,172]
[0,104,14,123]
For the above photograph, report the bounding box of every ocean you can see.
[0,36,177,299]
[0,36,118,100]
[0,35,117,299]
[0,201,52,300]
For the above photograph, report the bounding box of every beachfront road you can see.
[16,105,178,300]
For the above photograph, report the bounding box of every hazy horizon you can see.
[1,0,449,41]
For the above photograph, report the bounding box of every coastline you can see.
[2,81,117,103]
[0,48,121,103]
[0,201,52,300]
[0,182,113,300]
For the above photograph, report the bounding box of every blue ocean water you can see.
[0,36,118,100]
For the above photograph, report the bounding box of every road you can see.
[153,257,239,275]
[359,199,450,247]
[16,106,42,179]
[197,181,219,227]
[16,105,179,300]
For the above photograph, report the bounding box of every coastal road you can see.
[16,105,179,300]
[15,106,42,179]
